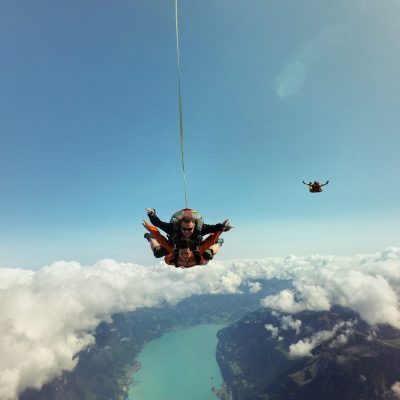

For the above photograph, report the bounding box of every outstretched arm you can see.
[201,219,233,235]
[145,209,173,235]
[201,223,224,235]
[321,180,329,186]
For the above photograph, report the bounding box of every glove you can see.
[146,208,156,216]
[222,219,233,231]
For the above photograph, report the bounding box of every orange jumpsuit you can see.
[144,223,222,268]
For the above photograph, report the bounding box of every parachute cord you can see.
[175,0,189,208]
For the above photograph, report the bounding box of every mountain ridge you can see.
[216,306,400,400]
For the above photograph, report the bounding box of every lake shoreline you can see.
[127,324,226,400]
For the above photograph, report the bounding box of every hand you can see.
[146,208,156,216]
[142,220,151,229]
[222,219,233,231]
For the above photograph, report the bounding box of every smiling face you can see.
[180,221,195,238]
[178,247,192,262]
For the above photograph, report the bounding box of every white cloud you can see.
[289,329,335,358]
[1,246,400,398]
[259,248,400,328]
[0,260,245,400]
[248,281,262,293]
[261,289,305,313]
[358,374,367,383]
[265,324,279,338]
[280,315,302,334]
[288,321,355,358]
[391,381,400,398]
[264,319,298,341]
[329,333,348,348]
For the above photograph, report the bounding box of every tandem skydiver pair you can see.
[143,208,232,269]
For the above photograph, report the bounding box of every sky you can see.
[1,0,400,268]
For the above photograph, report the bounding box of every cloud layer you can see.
[1,247,400,399]
[260,248,400,328]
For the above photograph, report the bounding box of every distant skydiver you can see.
[303,180,329,193]
[144,208,232,261]
[143,220,224,268]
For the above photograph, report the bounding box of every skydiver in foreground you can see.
[144,208,232,261]
[303,180,329,193]
[143,220,223,268]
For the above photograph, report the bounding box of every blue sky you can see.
[1,0,399,268]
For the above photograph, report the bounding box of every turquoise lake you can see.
[128,324,224,400]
